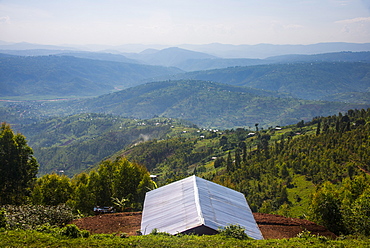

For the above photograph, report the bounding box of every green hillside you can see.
[19,114,195,176]
[114,108,370,234]
[77,80,370,129]
[0,55,182,99]
[170,62,370,101]
[3,80,369,130]
[2,105,370,236]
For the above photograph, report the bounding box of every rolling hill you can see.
[72,80,370,129]
[0,55,182,99]
[168,62,370,101]
[19,114,193,176]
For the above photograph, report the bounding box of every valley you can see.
[1,43,370,239]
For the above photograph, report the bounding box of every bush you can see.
[149,228,171,236]
[218,224,250,240]
[1,204,75,230]
[0,208,7,228]
[60,224,90,238]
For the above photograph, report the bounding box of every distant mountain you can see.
[0,49,141,64]
[56,51,140,64]
[123,47,217,67]
[179,42,370,58]
[173,58,267,71]
[0,55,182,98]
[319,92,370,104]
[134,49,370,71]
[74,80,370,129]
[0,49,78,56]
[1,41,369,58]
[168,62,370,101]
[267,51,370,63]
[0,42,77,51]
[155,51,370,71]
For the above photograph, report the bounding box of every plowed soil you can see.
[72,212,336,239]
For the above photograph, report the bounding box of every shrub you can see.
[60,224,90,238]
[1,204,75,230]
[218,224,250,240]
[0,208,7,228]
[149,228,171,236]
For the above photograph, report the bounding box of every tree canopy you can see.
[0,122,39,205]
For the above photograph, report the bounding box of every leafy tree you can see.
[71,157,154,214]
[309,182,345,234]
[31,173,73,206]
[0,123,38,205]
[347,188,370,235]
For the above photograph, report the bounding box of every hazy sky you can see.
[1,0,370,46]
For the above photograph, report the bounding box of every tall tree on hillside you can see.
[0,123,39,205]
[31,173,73,206]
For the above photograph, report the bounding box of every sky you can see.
[0,0,370,46]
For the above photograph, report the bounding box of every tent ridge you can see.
[192,175,205,225]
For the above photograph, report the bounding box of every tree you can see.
[309,182,345,234]
[32,173,73,206]
[72,157,154,214]
[0,123,38,205]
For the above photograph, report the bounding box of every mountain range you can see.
[1,41,370,58]
[1,42,370,129]
[0,55,181,98]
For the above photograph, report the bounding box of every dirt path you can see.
[72,212,336,239]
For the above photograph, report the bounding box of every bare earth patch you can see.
[72,212,336,239]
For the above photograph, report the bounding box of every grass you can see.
[286,175,316,218]
[1,229,369,247]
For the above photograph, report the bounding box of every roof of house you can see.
[140,175,263,239]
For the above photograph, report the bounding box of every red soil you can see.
[72,212,336,239]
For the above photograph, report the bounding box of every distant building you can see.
[141,175,263,239]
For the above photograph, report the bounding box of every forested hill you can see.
[0,55,182,98]
[168,62,370,101]
[116,108,370,235]
[75,80,370,129]
[19,114,195,176]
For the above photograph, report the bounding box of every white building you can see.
[141,175,263,239]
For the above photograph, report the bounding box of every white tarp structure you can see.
[141,175,263,240]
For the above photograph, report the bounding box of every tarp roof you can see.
[141,175,263,240]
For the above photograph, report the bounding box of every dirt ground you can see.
[72,212,336,239]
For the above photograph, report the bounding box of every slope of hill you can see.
[75,80,370,129]
[18,114,194,176]
[4,80,369,130]
[319,92,370,104]
[267,51,370,63]
[180,42,370,58]
[0,55,182,99]
[169,51,370,71]
[169,62,370,101]
[112,108,370,228]
[56,51,140,64]
[124,47,217,67]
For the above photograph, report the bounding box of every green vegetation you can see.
[1,205,75,230]
[310,176,370,235]
[19,114,186,176]
[1,108,370,244]
[0,122,39,205]
[51,80,370,129]
[1,229,369,247]
[218,224,251,240]
[0,55,181,99]
[172,62,370,101]
[25,157,154,216]
[117,108,370,236]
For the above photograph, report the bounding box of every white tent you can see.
[141,175,263,240]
